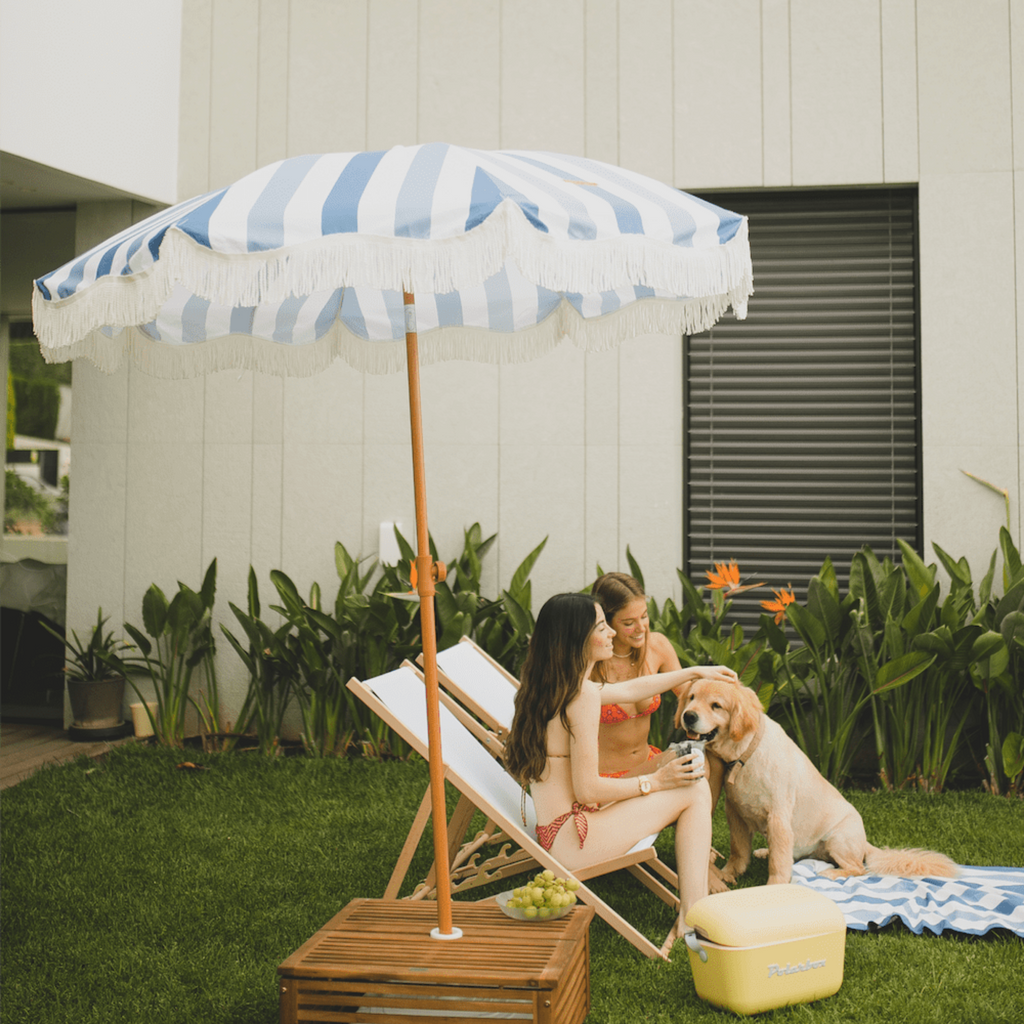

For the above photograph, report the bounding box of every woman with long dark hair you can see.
[503,592,739,948]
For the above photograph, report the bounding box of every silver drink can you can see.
[671,739,706,771]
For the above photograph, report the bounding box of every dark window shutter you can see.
[685,188,920,630]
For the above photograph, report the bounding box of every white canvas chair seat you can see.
[432,637,520,747]
[347,662,680,959]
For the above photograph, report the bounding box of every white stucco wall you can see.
[55,0,1022,724]
[0,0,182,205]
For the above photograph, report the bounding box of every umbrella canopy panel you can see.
[33,144,751,378]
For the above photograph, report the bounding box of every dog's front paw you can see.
[708,862,730,893]
[718,865,742,886]
[753,848,769,859]
[708,871,730,894]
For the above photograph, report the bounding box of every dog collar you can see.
[723,716,766,785]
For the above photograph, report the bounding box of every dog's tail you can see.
[864,844,959,878]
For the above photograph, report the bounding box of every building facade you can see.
[2,0,1021,721]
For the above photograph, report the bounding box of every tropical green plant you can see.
[471,534,548,673]
[5,372,15,450]
[220,567,296,756]
[115,560,219,747]
[41,607,131,682]
[3,468,65,534]
[963,528,1024,795]
[756,558,882,787]
[861,540,1010,792]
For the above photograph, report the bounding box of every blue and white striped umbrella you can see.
[33,144,751,377]
[32,143,752,947]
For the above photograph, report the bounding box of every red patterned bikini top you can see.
[600,692,661,724]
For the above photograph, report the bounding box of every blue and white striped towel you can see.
[791,859,1024,937]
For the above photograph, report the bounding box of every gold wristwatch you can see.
[638,775,652,795]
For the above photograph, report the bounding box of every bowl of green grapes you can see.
[496,870,581,921]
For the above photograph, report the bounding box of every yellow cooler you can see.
[683,885,846,1015]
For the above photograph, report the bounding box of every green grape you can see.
[507,870,581,918]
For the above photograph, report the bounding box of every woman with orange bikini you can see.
[591,573,683,779]
[503,592,739,948]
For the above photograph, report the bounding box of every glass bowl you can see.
[495,890,574,922]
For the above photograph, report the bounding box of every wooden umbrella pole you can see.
[403,291,460,940]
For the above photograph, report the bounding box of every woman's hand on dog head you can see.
[695,665,739,685]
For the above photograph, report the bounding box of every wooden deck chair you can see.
[422,637,519,753]
[347,662,680,959]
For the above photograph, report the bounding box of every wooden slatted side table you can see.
[278,898,595,1024]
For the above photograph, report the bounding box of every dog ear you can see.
[673,679,695,728]
[729,683,763,742]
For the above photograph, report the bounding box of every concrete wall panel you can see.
[366,0,419,150]
[501,1,586,154]
[123,442,205,613]
[584,442,620,581]
[880,0,919,182]
[674,0,763,190]
[66,359,128,446]
[251,442,285,579]
[617,440,683,600]
[790,0,883,185]
[209,0,260,188]
[287,0,369,155]
[583,0,620,165]
[205,371,254,445]
[201,442,254,576]
[65,440,127,644]
[499,443,586,600]
[919,170,1018,574]
[618,0,674,183]
[499,344,586,448]
[918,0,1012,175]
[257,0,291,168]
[418,0,501,149]
[179,0,214,200]
[281,440,363,597]
[919,173,1017,448]
[761,0,793,185]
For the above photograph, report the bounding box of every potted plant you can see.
[43,609,133,741]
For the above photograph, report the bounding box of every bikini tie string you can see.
[535,801,599,851]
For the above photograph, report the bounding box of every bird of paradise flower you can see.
[761,587,796,624]
[704,560,766,596]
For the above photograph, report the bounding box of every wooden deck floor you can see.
[0,721,134,790]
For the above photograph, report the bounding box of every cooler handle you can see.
[684,930,708,963]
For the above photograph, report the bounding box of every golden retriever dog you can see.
[676,676,958,886]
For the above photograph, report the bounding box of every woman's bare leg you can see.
[675,776,713,922]
[546,778,713,955]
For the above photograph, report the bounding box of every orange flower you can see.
[704,560,765,595]
[761,588,796,624]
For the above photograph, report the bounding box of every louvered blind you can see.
[685,188,920,630]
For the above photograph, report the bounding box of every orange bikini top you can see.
[600,692,661,724]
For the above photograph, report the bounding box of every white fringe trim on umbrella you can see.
[33,293,750,381]
[33,201,752,353]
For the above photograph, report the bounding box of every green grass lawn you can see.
[1,743,1021,1024]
